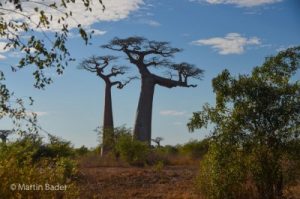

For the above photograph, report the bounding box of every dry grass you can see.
[77,165,200,199]
[78,153,128,168]
[75,154,300,199]
[75,153,201,198]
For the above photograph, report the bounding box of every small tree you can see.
[79,56,135,155]
[102,37,204,144]
[188,47,300,199]
[152,137,163,147]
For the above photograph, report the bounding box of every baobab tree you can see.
[102,37,204,144]
[79,55,135,155]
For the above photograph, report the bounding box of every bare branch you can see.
[163,71,177,80]
[107,66,128,78]
[79,55,118,73]
[111,76,139,89]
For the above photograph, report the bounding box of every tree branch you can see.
[153,74,197,88]
[111,76,138,89]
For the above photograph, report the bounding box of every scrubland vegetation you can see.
[1,2,299,198]
[1,123,299,198]
[0,134,78,198]
[0,130,210,198]
[1,48,300,198]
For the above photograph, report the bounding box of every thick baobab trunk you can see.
[101,84,114,156]
[133,77,155,144]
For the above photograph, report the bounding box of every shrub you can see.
[75,145,89,156]
[178,139,209,159]
[162,145,179,155]
[114,134,150,166]
[0,134,79,198]
[30,134,75,163]
[195,138,300,199]
[189,47,300,199]
[195,142,250,199]
[146,148,170,165]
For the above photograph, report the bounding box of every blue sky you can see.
[1,0,300,147]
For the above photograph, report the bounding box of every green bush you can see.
[114,134,150,166]
[75,145,89,156]
[155,145,178,156]
[178,139,209,159]
[32,135,75,162]
[189,47,300,199]
[196,138,300,199]
[195,142,250,199]
[0,134,79,198]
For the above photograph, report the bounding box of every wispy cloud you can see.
[192,33,261,55]
[146,20,161,27]
[138,19,161,27]
[195,0,282,7]
[160,110,186,116]
[1,0,144,32]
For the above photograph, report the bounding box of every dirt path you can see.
[78,165,200,199]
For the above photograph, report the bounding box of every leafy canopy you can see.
[188,46,300,199]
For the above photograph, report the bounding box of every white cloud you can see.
[192,33,261,55]
[160,110,186,116]
[0,42,12,60]
[203,0,282,7]
[2,0,143,32]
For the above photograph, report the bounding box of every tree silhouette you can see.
[152,137,163,147]
[102,36,203,144]
[79,55,135,155]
